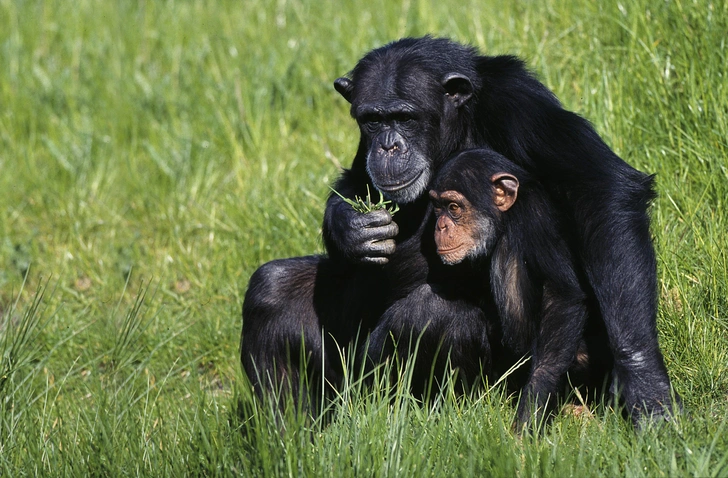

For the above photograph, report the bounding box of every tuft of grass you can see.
[0,274,50,397]
[330,185,400,215]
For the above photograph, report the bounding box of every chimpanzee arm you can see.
[365,283,491,396]
[322,167,399,265]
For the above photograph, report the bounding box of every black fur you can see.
[241,36,678,424]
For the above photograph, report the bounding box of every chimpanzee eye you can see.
[448,203,461,217]
[360,113,382,126]
[392,113,415,124]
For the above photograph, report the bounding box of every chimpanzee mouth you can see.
[437,245,464,255]
[375,170,425,193]
[437,245,466,265]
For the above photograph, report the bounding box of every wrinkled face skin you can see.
[429,190,495,264]
[359,107,432,204]
[429,171,518,264]
[335,62,474,204]
[354,70,439,204]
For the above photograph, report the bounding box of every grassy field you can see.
[1,0,727,475]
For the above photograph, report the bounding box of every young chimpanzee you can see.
[429,148,590,427]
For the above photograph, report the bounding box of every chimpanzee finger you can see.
[350,209,393,229]
[367,238,397,257]
[361,256,390,265]
[366,222,399,241]
[353,229,398,258]
[353,232,396,258]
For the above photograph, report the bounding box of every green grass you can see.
[1,0,727,475]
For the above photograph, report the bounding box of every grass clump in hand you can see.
[330,185,400,215]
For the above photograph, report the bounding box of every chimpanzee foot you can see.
[613,365,682,428]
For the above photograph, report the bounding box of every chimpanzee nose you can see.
[380,131,402,152]
[436,216,449,231]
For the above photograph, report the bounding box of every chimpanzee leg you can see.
[366,283,491,397]
[242,257,330,408]
[242,255,367,411]
[578,178,678,423]
[516,284,588,428]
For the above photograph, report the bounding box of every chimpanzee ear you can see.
[442,73,474,108]
[491,173,519,212]
[334,77,354,103]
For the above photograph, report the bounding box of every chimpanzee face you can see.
[429,189,486,264]
[429,152,520,265]
[335,65,474,204]
[355,100,432,204]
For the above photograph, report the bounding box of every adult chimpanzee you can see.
[428,148,589,427]
[241,36,678,424]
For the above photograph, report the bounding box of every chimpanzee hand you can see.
[326,201,399,265]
